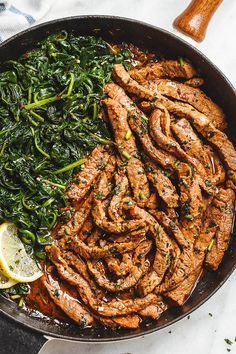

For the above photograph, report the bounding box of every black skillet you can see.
[0,15,236,352]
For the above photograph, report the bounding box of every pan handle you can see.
[0,315,48,354]
[173,0,223,42]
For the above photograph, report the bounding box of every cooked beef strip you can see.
[177,162,203,243]
[160,100,236,188]
[66,146,110,202]
[172,118,225,186]
[184,77,204,88]
[49,245,159,317]
[42,273,94,327]
[111,65,235,187]
[205,188,235,270]
[139,301,168,320]
[166,269,202,306]
[146,192,159,210]
[54,250,141,328]
[104,83,176,169]
[95,314,141,329]
[145,160,179,208]
[149,108,199,164]
[151,210,188,249]
[77,217,94,242]
[93,197,145,234]
[66,228,146,260]
[103,97,150,204]
[129,60,197,83]
[57,193,93,238]
[105,253,133,277]
[124,202,173,294]
[113,64,155,100]
[92,152,145,233]
[86,228,102,247]
[87,240,152,292]
[108,172,129,222]
[161,189,231,300]
[153,79,226,130]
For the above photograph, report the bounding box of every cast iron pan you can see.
[0,15,236,352]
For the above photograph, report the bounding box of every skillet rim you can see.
[0,14,235,343]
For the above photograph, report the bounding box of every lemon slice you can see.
[0,267,18,289]
[0,222,43,283]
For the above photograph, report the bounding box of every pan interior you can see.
[0,15,235,342]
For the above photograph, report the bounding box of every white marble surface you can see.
[34,1,236,353]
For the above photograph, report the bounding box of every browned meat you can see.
[96,314,141,329]
[151,210,188,249]
[177,163,203,244]
[67,228,146,260]
[105,253,133,277]
[125,203,173,294]
[154,79,226,130]
[139,301,168,320]
[104,83,176,169]
[146,192,159,210]
[172,118,225,186]
[172,118,213,169]
[145,160,179,208]
[108,172,129,222]
[49,246,159,317]
[129,60,197,83]
[162,100,236,188]
[205,188,235,270]
[86,228,102,247]
[58,193,93,238]
[166,269,202,306]
[103,98,150,204]
[113,64,154,100]
[77,217,94,242]
[42,273,94,327]
[87,240,152,292]
[149,108,198,164]
[66,146,110,202]
[185,77,204,88]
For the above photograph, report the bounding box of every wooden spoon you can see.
[173,0,223,42]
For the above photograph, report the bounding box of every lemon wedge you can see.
[0,267,18,289]
[0,222,43,283]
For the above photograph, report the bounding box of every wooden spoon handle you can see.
[173,0,223,42]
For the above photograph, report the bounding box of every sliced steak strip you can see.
[58,193,93,238]
[103,98,150,204]
[166,269,201,306]
[113,64,154,100]
[161,100,236,188]
[145,160,179,208]
[108,172,129,222]
[124,203,173,295]
[177,162,203,243]
[42,273,94,327]
[184,77,204,88]
[205,188,235,270]
[104,83,176,169]
[87,240,152,292]
[154,79,226,130]
[66,145,109,202]
[149,108,198,164]
[67,228,146,260]
[172,118,225,186]
[129,60,197,83]
[139,301,168,320]
[105,253,133,277]
[49,245,158,317]
[96,314,140,329]
[151,210,188,249]
[92,153,145,233]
